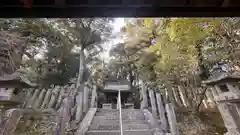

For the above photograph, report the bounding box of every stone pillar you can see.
[48,86,61,108]
[90,85,97,108]
[22,89,34,108]
[205,89,215,107]
[166,103,179,135]
[177,85,190,107]
[41,89,52,109]
[172,87,182,107]
[214,85,222,94]
[117,91,120,109]
[140,84,148,109]
[75,91,83,123]
[27,89,40,107]
[83,84,90,113]
[202,100,208,109]
[61,94,71,130]
[156,93,167,131]
[0,109,22,135]
[34,88,46,108]
[149,89,157,117]
[210,87,219,101]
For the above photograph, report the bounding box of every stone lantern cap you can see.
[0,69,38,88]
[202,72,240,86]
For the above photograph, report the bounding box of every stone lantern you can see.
[0,69,38,135]
[203,71,240,135]
[0,71,37,110]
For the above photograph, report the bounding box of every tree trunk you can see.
[34,89,46,108]
[76,47,86,91]
[83,85,90,113]
[75,46,85,123]
[128,63,134,87]
[90,85,97,108]
[196,42,209,80]
[148,89,157,117]
[140,84,148,109]
[196,87,208,111]
[156,93,167,131]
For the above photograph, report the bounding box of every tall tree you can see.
[54,18,113,91]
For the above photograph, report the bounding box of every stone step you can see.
[92,115,120,120]
[92,115,145,121]
[91,119,148,125]
[97,109,142,112]
[94,109,145,120]
[96,109,143,116]
[86,129,153,135]
[89,123,150,130]
[96,109,119,112]
[95,113,145,118]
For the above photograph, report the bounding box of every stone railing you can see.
[0,82,99,135]
[140,84,179,135]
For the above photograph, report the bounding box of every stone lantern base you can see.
[224,129,240,135]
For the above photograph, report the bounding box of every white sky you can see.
[101,18,125,62]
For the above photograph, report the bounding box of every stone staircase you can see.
[86,109,153,135]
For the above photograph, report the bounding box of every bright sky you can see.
[101,18,125,62]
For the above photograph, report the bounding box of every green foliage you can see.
[121,17,223,88]
[0,18,114,87]
[167,18,218,43]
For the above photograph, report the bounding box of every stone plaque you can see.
[102,103,112,109]
[125,103,134,109]
[104,84,129,91]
